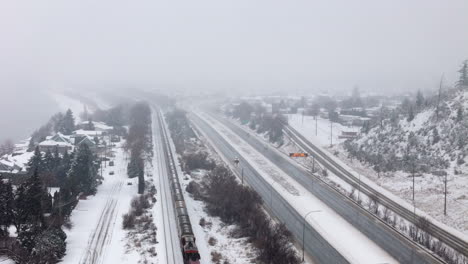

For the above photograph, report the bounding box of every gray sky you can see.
[1,0,468,140]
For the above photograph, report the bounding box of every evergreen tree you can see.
[458,60,468,88]
[407,105,415,122]
[28,146,43,174]
[33,227,67,263]
[138,165,145,194]
[0,176,15,237]
[457,106,463,122]
[416,90,424,109]
[361,121,370,134]
[127,149,142,178]
[53,112,64,133]
[432,128,440,145]
[67,144,98,195]
[86,119,95,130]
[53,146,61,170]
[59,109,75,135]
[42,193,53,214]
[44,149,55,173]
[14,169,45,231]
[56,150,71,187]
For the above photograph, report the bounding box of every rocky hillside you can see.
[345,88,468,175]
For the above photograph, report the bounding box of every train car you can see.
[159,111,201,264]
[181,235,200,264]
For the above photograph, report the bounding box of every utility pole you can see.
[315,115,318,136]
[330,120,333,147]
[312,156,315,173]
[412,165,415,202]
[436,74,444,121]
[241,167,244,185]
[444,173,448,216]
[358,173,361,203]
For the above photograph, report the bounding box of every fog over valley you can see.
[2,1,468,264]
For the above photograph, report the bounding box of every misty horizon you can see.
[1,0,468,141]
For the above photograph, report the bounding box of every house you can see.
[72,129,104,140]
[38,140,74,154]
[76,135,97,149]
[0,158,23,173]
[77,121,114,133]
[38,133,74,154]
[339,131,359,139]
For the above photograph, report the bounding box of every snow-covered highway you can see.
[190,111,443,264]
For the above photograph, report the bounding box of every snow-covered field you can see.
[286,114,360,147]
[197,112,397,264]
[61,142,140,264]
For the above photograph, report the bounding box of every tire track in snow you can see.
[79,182,123,264]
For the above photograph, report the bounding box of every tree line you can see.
[126,102,152,195]
[227,102,287,144]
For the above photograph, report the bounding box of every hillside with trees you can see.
[345,62,468,176]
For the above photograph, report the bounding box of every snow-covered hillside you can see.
[340,88,468,234]
[346,89,468,174]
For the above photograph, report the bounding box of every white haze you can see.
[1,0,468,140]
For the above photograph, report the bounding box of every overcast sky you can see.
[1,0,468,140]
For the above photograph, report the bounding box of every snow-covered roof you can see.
[77,136,96,146]
[39,140,73,147]
[50,133,72,143]
[78,121,113,131]
[73,129,103,137]
[0,151,33,171]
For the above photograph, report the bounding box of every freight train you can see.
[159,111,201,264]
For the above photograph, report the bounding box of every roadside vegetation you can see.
[224,102,287,145]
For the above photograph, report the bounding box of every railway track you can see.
[155,108,200,264]
[80,182,123,264]
[153,109,182,264]
[284,124,468,258]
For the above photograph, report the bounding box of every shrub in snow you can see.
[122,213,136,229]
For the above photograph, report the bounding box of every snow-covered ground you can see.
[0,256,14,264]
[286,114,360,147]
[287,113,468,236]
[197,112,397,264]
[62,142,140,264]
[180,169,259,264]
[283,113,468,235]
[333,144,468,235]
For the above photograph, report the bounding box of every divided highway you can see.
[201,112,443,264]
[190,112,348,264]
[284,124,468,258]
